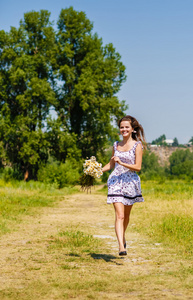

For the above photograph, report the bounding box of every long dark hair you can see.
[118,115,146,147]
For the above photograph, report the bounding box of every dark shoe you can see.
[119,251,127,256]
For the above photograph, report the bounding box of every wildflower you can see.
[80,156,103,192]
[83,156,103,179]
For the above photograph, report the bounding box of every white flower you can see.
[82,156,103,178]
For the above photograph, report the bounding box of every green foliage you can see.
[2,166,23,181]
[97,144,114,182]
[152,134,166,145]
[169,149,193,179]
[189,136,193,145]
[2,166,14,181]
[171,161,193,178]
[55,7,127,158]
[37,158,80,188]
[178,144,186,148]
[0,10,56,178]
[46,117,81,162]
[0,8,127,180]
[172,137,179,146]
[140,150,165,180]
[140,148,193,181]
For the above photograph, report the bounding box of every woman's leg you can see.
[113,202,125,252]
[123,205,133,246]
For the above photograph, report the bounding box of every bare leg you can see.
[113,203,125,252]
[123,205,133,247]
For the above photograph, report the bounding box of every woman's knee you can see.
[116,213,125,221]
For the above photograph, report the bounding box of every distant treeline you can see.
[140,148,193,181]
[151,134,193,147]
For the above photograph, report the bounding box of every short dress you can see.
[107,141,144,206]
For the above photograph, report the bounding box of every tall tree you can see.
[0,10,57,177]
[152,134,166,145]
[0,8,127,179]
[55,7,127,157]
[172,137,179,147]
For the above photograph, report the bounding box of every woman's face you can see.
[119,120,133,137]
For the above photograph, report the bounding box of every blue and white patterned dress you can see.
[107,141,144,206]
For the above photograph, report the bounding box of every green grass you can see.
[158,214,193,252]
[50,229,101,252]
[142,179,193,200]
[0,178,79,193]
[99,180,193,256]
[0,180,193,299]
[0,179,79,236]
[136,181,193,256]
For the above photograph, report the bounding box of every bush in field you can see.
[1,167,14,182]
[2,166,23,181]
[171,161,193,179]
[140,148,193,180]
[169,149,193,179]
[140,150,165,180]
[37,159,80,188]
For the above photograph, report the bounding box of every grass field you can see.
[0,179,78,235]
[0,179,192,299]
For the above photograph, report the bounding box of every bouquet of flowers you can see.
[80,156,103,193]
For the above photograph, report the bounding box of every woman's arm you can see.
[112,144,143,172]
[102,148,115,172]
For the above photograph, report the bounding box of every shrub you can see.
[140,150,166,180]
[2,166,23,181]
[37,159,80,188]
[169,149,193,179]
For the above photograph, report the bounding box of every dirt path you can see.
[0,189,192,299]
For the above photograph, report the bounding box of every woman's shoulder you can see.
[113,141,118,150]
[135,140,143,150]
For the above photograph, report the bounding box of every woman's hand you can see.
[111,144,143,172]
[112,156,122,165]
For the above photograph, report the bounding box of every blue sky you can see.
[0,0,193,143]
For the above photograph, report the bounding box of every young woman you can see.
[102,115,146,256]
